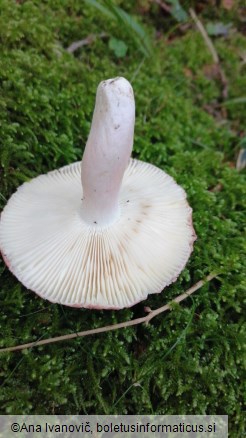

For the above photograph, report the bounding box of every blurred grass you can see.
[0,1,245,437]
[84,0,153,56]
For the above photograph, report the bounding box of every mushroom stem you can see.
[81,77,135,226]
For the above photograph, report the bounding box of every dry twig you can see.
[0,273,218,353]
[189,8,228,99]
[153,0,171,14]
[67,33,107,53]
[189,8,219,63]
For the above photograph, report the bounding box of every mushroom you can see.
[0,77,196,309]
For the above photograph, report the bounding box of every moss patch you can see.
[0,1,245,437]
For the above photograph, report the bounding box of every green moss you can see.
[0,1,245,437]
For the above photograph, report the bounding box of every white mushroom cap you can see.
[0,77,196,309]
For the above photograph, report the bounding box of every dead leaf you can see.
[202,63,228,99]
[144,306,152,313]
[183,67,193,78]
[240,51,246,64]
[222,0,234,10]
[209,183,223,192]
[203,63,221,79]
[202,103,228,122]
[137,0,152,14]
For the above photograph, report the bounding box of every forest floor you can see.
[0,1,245,437]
